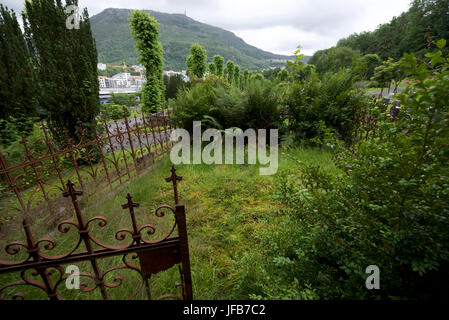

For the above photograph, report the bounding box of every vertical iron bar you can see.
[147,113,159,156]
[154,112,165,152]
[64,131,84,190]
[103,118,122,184]
[42,123,65,189]
[174,204,192,300]
[21,137,53,215]
[123,109,139,173]
[63,180,108,299]
[93,124,112,191]
[0,151,26,213]
[140,112,152,155]
[114,120,131,179]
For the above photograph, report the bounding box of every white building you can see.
[98,76,110,88]
[97,63,107,71]
[163,70,189,82]
[110,73,132,88]
[98,73,145,90]
[132,65,145,74]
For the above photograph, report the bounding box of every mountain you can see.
[90,8,298,71]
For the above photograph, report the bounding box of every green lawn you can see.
[0,147,337,300]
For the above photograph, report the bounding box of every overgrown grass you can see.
[1,147,336,299]
[0,147,337,299]
[0,149,336,299]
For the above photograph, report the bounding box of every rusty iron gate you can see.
[0,108,174,231]
[0,166,192,300]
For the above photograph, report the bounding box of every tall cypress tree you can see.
[213,55,224,77]
[129,10,165,113]
[233,64,240,86]
[226,61,235,84]
[23,0,99,143]
[0,5,37,145]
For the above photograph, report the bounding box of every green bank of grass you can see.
[0,147,337,299]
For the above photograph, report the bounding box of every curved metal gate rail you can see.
[0,166,192,300]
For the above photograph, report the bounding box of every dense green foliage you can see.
[208,62,217,75]
[309,46,358,74]
[23,0,99,143]
[90,8,296,71]
[284,68,366,143]
[170,75,280,132]
[336,0,449,60]
[109,93,137,107]
[100,104,130,120]
[129,10,165,112]
[213,55,225,76]
[186,43,207,78]
[249,40,449,300]
[0,5,37,145]
[163,74,186,100]
[226,60,235,84]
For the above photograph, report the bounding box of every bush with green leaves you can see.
[255,40,449,300]
[169,79,218,132]
[101,104,130,120]
[170,76,281,132]
[284,68,366,144]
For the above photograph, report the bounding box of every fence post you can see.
[114,119,132,179]
[42,123,65,189]
[123,108,139,173]
[0,151,26,213]
[175,204,192,300]
[63,180,108,299]
[166,166,182,205]
[93,123,113,191]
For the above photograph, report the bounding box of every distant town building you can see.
[132,65,146,74]
[98,72,145,91]
[163,70,189,82]
[98,76,110,88]
[97,63,107,70]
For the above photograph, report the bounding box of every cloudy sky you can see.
[3,0,411,56]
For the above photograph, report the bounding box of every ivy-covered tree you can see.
[213,55,224,77]
[186,43,207,78]
[208,62,216,75]
[242,69,250,88]
[129,10,165,112]
[226,60,235,84]
[0,5,37,145]
[23,0,99,143]
[233,64,240,86]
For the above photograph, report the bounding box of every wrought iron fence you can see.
[0,108,174,230]
[0,166,192,300]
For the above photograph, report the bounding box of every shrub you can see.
[256,40,449,300]
[101,104,130,120]
[285,68,366,144]
[169,80,217,132]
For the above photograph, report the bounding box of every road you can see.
[365,86,406,98]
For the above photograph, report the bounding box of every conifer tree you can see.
[129,10,165,112]
[23,0,99,143]
[186,43,207,78]
[0,5,37,144]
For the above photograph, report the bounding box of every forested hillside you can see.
[91,8,297,71]
[336,0,449,60]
